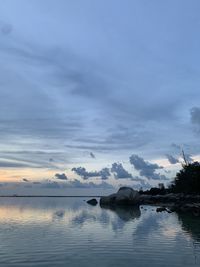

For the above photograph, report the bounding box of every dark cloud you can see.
[0,150,73,169]
[130,176,152,190]
[130,176,146,183]
[129,154,168,180]
[119,178,152,190]
[111,162,132,179]
[90,152,95,159]
[41,181,60,189]
[61,179,113,189]
[139,180,152,190]
[190,107,200,137]
[55,173,68,180]
[171,143,181,150]
[0,21,12,35]
[33,181,41,184]
[71,167,110,180]
[166,154,179,164]
[0,0,199,188]
[0,160,32,168]
[71,167,98,179]
[99,168,110,180]
[191,107,200,126]
[22,178,29,182]
[0,180,114,191]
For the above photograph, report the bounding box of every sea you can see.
[0,197,199,267]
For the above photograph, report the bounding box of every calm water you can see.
[0,197,200,267]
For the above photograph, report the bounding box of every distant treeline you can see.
[139,161,200,195]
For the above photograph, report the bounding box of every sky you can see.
[0,0,200,195]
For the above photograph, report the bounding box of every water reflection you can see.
[0,198,199,267]
[177,212,200,242]
[100,204,141,221]
[53,210,65,219]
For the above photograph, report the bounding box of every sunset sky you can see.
[0,0,200,195]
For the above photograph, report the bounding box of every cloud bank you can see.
[129,154,168,180]
[111,163,132,179]
[71,167,110,180]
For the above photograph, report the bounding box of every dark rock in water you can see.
[87,198,98,206]
[167,203,200,216]
[156,207,167,212]
[100,187,140,206]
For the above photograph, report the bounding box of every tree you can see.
[171,161,200,194]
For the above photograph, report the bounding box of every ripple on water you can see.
[0,198,199,266]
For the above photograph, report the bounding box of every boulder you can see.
[115,187,140,205]
[87,198,98,206]
[99,193,117,205]
[100,187,139,206]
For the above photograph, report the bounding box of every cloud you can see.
[0,159,32,168]
[41,181,60,189]
[191,107,200,126]
[0,179,114,191]
[62,179,113,189]
[139,180,152,189]
[0,21,12,35]
[71,166,110,180]
[99,168,110,180]
[90,152,95,158]
[130,176,146,182]
[71,167,97,179]
[111,162,132,179]
[129,154,168,180]
[0,1,200,180]
[119,178,152,190]
[0,150,74,170]
[171,143,181,150]
[22,178,29,182]
[55,173,68,180]
[166,154,179,164]
[130,176,152,190]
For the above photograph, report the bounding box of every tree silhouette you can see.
[170,161,200,194]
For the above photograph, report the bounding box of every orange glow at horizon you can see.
[0,168,58,182]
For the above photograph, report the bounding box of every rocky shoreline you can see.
[87,187,200,217]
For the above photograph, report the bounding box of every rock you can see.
[99,193,117,205]
[169,203,200,216]
[100,187,140,206]
[87,198,98,206]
